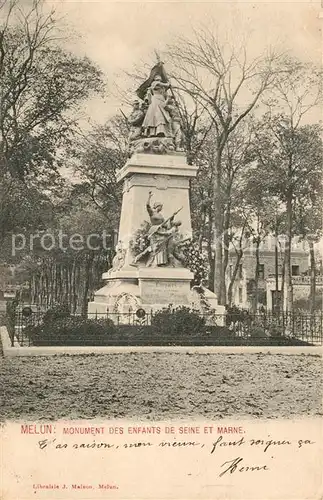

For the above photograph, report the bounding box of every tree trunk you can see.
[68,263,73,310]
[75,262,81,313]
[285,192,293,311]
[64,265,69,305]
[213,147,225,303]
[253,239,260,313]
[281,249,286,311]
[82,254,94,317]
[57,264,62,303]
[207,206,214,292]
[274,222,279,313]
[214,220,223,302]
[207,245,215,292]
[31,274,35,303]
[221,207,231,305]
[198,205,207,251]
[71,259,77,314]
[309,240,316,313]
[227,249,243,306]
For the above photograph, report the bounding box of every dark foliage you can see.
[17,305,317,347]
[151,306,206,336]
[27,316,116,345]
[225,305,251,326]
[42,304,71,324]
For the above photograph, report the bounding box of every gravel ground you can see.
[0,353,322,421]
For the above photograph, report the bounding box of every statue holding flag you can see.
[126,59,184,155]
[142,74,172,138]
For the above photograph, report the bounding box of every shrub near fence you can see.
[27,317,117,346]
[151,306,206,336]
[5,303,322,347]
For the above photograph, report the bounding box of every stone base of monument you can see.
[88,268,192,317]
[87,267,225,325]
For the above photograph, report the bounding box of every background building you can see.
[226,237,310,310]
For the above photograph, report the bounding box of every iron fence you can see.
[88,310,155,326]
[224,311,323,345]
[5,306,323,347]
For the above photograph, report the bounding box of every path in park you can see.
[1,353,321,421]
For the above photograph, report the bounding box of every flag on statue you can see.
[136,62,169,100]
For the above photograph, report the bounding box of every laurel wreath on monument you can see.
[180,240,208,286]
[129,221,151,256]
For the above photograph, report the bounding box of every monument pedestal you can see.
[88,152,225,322]
[88,267,194,316]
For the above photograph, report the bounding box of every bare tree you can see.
[167,28,284,303]
[252,57,322,311]
[269,59,321,312]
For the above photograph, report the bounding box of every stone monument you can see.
[88,61,225,320]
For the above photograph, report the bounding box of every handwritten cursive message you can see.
[30,424,316,479]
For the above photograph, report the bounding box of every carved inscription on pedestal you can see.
[140,279,189,304]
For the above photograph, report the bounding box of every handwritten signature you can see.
[219,457,269,477]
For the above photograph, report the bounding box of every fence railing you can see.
[5,306,323,347]
[224,311,323,345]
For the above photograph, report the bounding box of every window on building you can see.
[238,263,243,279]
[258,264,265,280]
[292,265,300,276]
[238,287,243,303]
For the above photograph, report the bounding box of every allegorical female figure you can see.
[132,192,184,267]
[145,191,174,267]
[142,75,172,138]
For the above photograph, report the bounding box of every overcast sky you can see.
[44,0,321,124]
